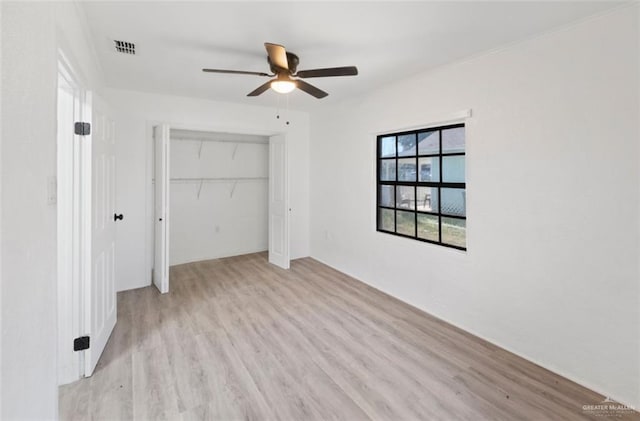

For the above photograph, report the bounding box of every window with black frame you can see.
[376,124,466,250]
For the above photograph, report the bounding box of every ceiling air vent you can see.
[114,40,135,55]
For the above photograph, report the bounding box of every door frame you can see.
[56,51,92,384]
[147,122,291,292]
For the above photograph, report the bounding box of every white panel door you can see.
[268,135,290,269]
[85,96,117,376]
[153,124,170,293]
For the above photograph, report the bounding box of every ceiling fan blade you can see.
[296,66,358,78]
[264,43,289,71]
[247,80,273,97]
[296,79,328,99]
[203,68,271,77]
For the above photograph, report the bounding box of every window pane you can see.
[396,210,415,236]
[418,157,440,182]
[395,185,415,210]
[442,127,465,153]
[379,185,394,207]
[397,158,416,181]
[442,217,466,248]
[441,188,466,216]
[417,214,439,242]
[442,155,465,183]
[379,159,396,181]
[418,130,439,155]
[379,136,396,158]
[417,186,438,212]
[378,208,395,232]
[397,134,416,157]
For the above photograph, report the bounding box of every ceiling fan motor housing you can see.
[269,52,299,74]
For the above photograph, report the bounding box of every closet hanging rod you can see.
[170,176,268,182]
[171,138,268,145]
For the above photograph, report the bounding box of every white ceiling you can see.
[81,1,622,111]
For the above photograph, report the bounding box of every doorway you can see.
[57,55,118,385]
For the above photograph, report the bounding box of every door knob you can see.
[114,213,124,221]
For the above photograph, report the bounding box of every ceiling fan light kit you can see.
[270,74,297,94]
[202,42,358,99]
[271,80,296,94]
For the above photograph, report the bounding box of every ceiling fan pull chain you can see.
[276,94,281,120]
[285,94,290,126]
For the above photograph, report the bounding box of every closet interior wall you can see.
[169,129,269,265]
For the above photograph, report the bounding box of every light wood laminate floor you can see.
[59,253,638,420]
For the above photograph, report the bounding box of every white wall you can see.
[310,6,639,408]
[1,1,104,418]
[169,130,269,265]
[104,88,310,291]
[2,4,58,418]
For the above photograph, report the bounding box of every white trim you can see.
[369,109,472,136]
[369,129,377,234]
[56,52,85,385]
[57,47,95,383]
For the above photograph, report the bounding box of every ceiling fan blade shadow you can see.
[203,69,271,77]
[264,43,289,71]
[296,80,328,99]
[247,80,273,97]
[296,66,358,78]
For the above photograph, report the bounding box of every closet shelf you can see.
[172,138,268,145]
[173,138,267,159]
[170,177,267,183]
[170,177,267,199]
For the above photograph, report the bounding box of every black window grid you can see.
[376,123,466,250]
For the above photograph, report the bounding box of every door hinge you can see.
[74,122,91,136]
[73,336,90,351]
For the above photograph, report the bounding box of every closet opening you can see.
[153,126,290,294]
[171,128,270,265]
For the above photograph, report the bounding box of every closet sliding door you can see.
[153,124,170,293]
[268,135,290,269]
